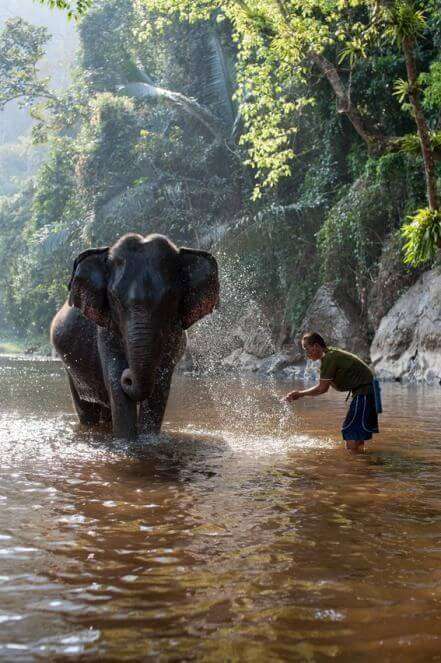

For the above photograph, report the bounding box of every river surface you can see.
[1,355,441,661]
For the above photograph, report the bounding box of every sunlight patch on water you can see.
[176,426,334,455]
[0,414,120,472]
[0,414,75,445]
[0,410,334,471]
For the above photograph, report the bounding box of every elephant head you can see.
[68,233,219,401]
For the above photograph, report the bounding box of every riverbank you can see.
[3,261,441,385]
[0,335,53,357]
[0,339,23,354]
[3,342,441,386]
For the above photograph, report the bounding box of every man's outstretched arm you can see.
[283,379,331,402]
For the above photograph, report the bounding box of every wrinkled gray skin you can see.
[51,233,219,439]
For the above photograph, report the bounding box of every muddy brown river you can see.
[1,355,441,661]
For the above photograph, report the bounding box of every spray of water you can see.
[177,252,326,453]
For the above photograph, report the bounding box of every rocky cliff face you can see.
[219,304,291,374]
[180,266,440,383]
[367,234,422,334]
[180,284,371,377]
[297,283,370,361]
[371,269,441,383]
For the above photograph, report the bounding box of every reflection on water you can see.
[1,355,441,660]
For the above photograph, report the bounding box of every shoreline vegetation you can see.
[0,1,440,385]
[1,338,439,386]
[0,335,52,357]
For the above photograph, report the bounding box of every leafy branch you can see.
[34,0,93,20]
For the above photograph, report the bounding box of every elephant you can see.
[51,232,219,439]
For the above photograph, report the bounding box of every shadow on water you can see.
[74,426,233,484]
[365,448,441,473]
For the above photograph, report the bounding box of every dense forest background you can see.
[0,0,440,362]
[0,1,77,194]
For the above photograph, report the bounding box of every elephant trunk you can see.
[121,309,162,402]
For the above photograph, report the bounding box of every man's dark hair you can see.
[302,332,327,349]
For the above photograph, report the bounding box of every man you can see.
[283,332,380,453]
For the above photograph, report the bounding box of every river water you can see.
[1,355,441,661]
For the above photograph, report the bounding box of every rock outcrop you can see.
[220,348,298,375]
[367,233,422,333]
[371,269,441,382]
[231,305,276,358]
[296,283,370,360]
[218,303,278,371]
[217,283,372,375]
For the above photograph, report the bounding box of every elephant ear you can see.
[68,247,110,327]
[179,248,220,330]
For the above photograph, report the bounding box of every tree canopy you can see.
[35,0,93,19]
[41,0,440,264]
[0,0,437,346]
[0,17,54,111]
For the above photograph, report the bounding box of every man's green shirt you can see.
[319,347,373,396]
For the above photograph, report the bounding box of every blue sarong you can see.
[342,383,380,441]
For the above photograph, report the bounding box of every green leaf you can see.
[401,208,441,266]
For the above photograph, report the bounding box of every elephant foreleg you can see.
[138,368,173,435]
[107,378,138,440]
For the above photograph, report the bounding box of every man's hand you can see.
[282,390,302,403]
[281,380,330,403]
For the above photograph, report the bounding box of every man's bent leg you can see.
[345,440,365,453]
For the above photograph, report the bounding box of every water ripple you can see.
[1,357,441,659]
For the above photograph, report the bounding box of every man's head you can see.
[301,332,327,361]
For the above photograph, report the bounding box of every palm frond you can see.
[205,30,235,128]
[117,81,226,142]
[34,226,71,255]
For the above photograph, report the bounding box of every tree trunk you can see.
[309,51,388,153]
[402,36,439,210]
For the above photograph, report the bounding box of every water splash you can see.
[176,426,334,455]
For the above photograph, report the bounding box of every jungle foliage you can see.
[0,0,440,344]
